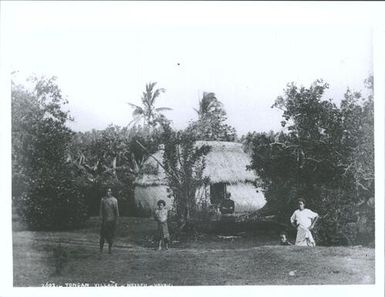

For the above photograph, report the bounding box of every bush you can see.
[312,189,375,246]
[78,173,136,217]
[12,75,90,230]
[245,78,374,246]
[15,175,88,230]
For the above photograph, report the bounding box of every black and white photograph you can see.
[0,1,384,297]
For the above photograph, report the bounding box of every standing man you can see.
[290,198,319,246]
[99,188,119,254]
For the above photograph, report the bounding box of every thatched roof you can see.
[199,141,255,183]
[135,141,256,186]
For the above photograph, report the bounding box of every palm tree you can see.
[127,82,172,127]
[194,92,223,119]
[190,92,237,141]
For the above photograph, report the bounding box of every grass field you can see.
[13,217,375,286]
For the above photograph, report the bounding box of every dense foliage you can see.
[12,76,88,230]
[244,78,374,245]
[186,92,237,141]
[69,125,163,216]
[12,77,165,227]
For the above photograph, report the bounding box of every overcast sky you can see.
[2,2,380,136]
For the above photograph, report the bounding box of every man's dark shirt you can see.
[220,199,235,214]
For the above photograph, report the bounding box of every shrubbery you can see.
[69,125,163,216]
[12,76,89,230]
[15,175,88,230]
[244,78,374,246]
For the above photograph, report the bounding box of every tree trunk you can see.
[184,183,190,221]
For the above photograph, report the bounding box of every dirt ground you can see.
[13,217,375,286]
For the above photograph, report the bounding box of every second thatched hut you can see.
[134,141,266,216]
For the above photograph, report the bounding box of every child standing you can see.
[154,200,170,250]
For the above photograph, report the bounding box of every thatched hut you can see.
[134,141,266,216]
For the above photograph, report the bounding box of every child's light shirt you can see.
[290,208,318,229]
[154,208,168,223]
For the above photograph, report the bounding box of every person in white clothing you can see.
[290,198,319,247]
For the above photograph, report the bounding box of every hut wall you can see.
[134,185,173,215]
[135,182,266,215]
[227,183,266,213]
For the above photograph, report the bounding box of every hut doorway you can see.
[210,183,226,205]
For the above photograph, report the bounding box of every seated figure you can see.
[219,192,235,215]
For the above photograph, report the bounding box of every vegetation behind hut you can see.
[68,125,163,216]
[186,92,237,142]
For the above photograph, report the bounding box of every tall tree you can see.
[127,82,172,127]
[161,123,211,228]
[245,78,374,245]
[187,92,237,141]
[12,75,88,230]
